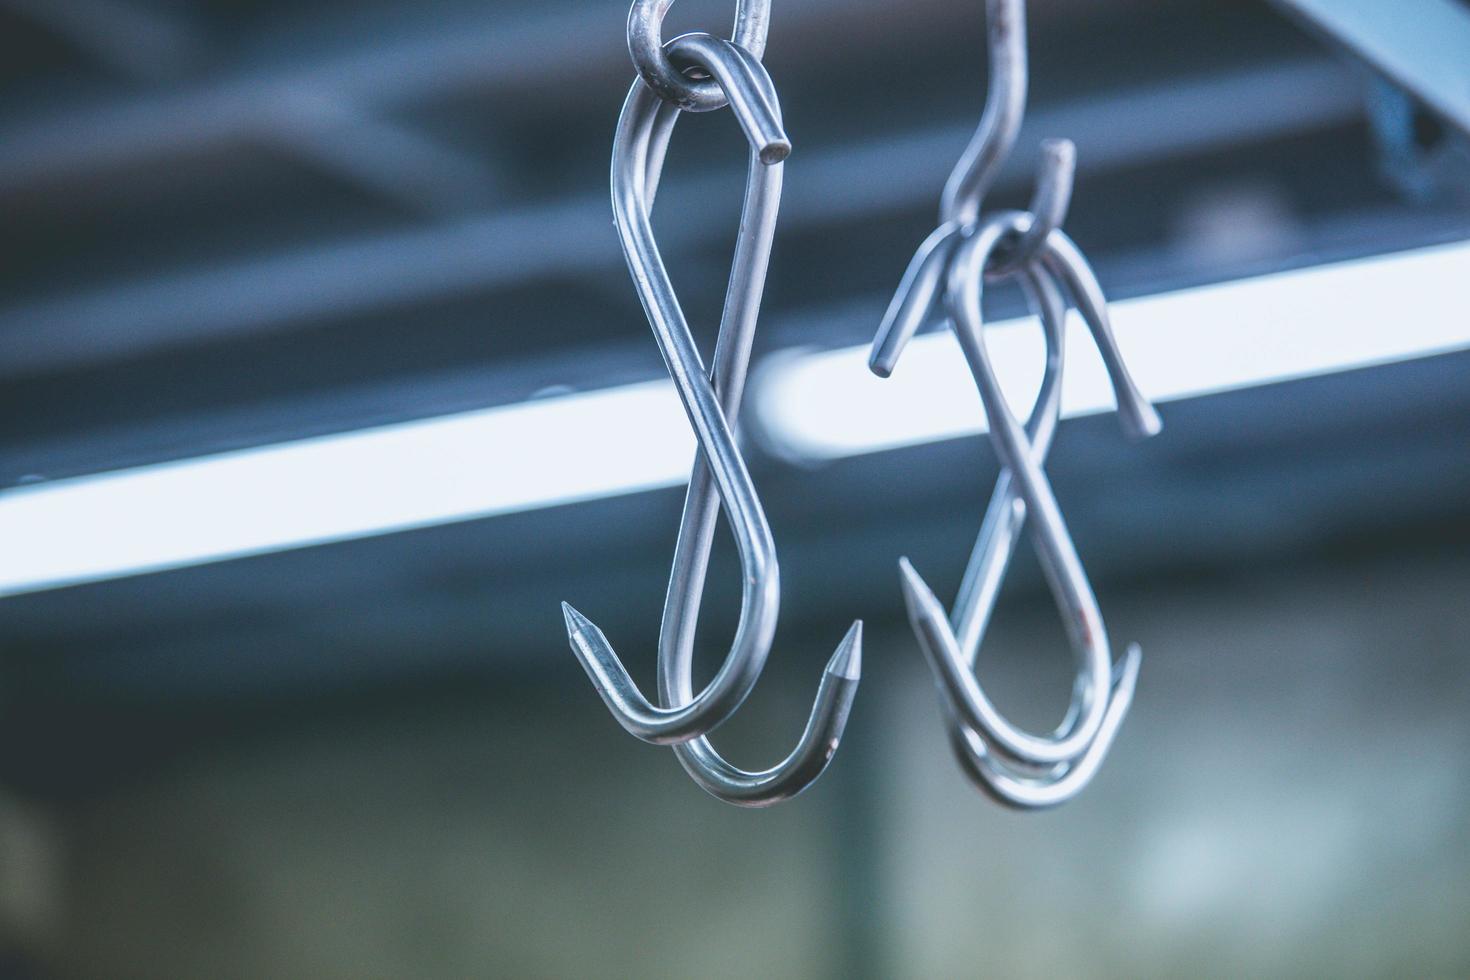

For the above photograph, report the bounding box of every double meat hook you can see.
[869,0,1162,808]
[563,2,862,805]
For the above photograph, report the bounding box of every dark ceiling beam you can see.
[0,0,1141,194]
[3,201,1461,491]
[0,58,1358,376]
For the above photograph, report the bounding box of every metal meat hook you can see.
[564,36,860,773]
[905,259,1143,809]
[866,0,1162,805]
[649,40,861,805]
[895,212,1156,774]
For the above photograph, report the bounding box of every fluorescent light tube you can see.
[0,239,1465,596]
[754,239,1470,460]
[0,381,694,596]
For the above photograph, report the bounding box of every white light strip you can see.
[0,239,1465,597]
[0,382,694,596]
[754,239,1470,460]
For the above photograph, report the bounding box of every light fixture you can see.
[753,239,1470,460]
[0,381,693,597]
[0,239,1465,597]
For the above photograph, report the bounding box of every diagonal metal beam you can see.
[1269,0,1470,138]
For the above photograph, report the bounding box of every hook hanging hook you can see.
[941,0,1029,228]
[869,134,1075,379]
[868,0,1161,805]
[890,216,1152,791]
[928,262,1138,806]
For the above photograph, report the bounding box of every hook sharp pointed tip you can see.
[1113,643,1144,692]
[897,559,950,634]
[896,563,923,608]
[826,621,863,679]
[896,556,928,596]
[560,601,592,637]
[867,355,894,379]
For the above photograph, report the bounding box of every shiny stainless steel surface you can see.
[872,0,1163,807]
[564,19,861,800]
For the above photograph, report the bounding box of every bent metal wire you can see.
[869,0,1162,808]
[563,13,861,804]
[627,0,770,111]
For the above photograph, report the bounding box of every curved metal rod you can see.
[628,0,771,111]
[940,0,1029,227]
[896,260,1087,768]
[1035,230,1162,441]
[904,212,1152,764]
[906,260,1141,805]
[948,646,1140,809]
[869,131,1073,379]
[562,35,792,745]
[883,217,1157,787]
[868,220,962,379]
[949,259,1067,665]
[987,138,1075,278]
[870,0,1158,800]
[642,42,861,805]
[948,223,1161,667]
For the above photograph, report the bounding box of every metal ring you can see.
[627,0,770,111]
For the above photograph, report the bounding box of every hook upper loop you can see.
[940,0,1028,227]
[628,0,771,111]
[986,138,1075,278]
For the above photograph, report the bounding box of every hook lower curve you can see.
[949,646,1141,809]
[564,37,790,745]
[664,622,862,806]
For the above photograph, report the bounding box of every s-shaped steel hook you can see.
[869,0,1161,806]
[565,19,860,802]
